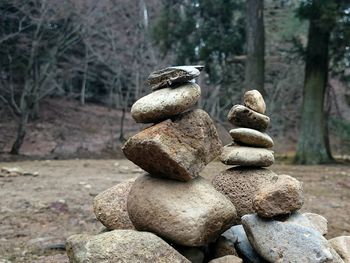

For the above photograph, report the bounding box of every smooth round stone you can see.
[303,213,328,236]
[131,83,201,123]
[244,90,266,114]
[148,66,202,90]
[227,105,270,131]
[220,145,274,167]
[329,236,350,262]
[229,128,273,148]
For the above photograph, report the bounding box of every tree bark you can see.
[245,0,265,96]
[294,20,333,164]
[10,110,29,155]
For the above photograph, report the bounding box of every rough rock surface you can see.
[127,175,236,246]
[223,225,267,263]
[303,212,328,236]
[148,66,201,90]
[123,109,222,181]
[244,90,266,114]
[253,174,304,217]
[229,128,273,148]
[214,236,239,258]
[131,83,201,123]
[177,247,205,263]
[212,167,278,220]
[242,214,335,263]
[227,105,270,131]
[93,178,136,230]
[220,145,274,167]
[329,236,350,263]
[209,255,243,263]
[66,230,190,263]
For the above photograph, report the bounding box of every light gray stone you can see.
[244,90,266,114]
[212,167,278,220]
[93,178,136,230]
[220,145,274,167]
[253,174,304,217]
[123,109,222,181]
[66,230,189,263]
[223,225,267,263]
[131,82,201,123]
[329,236,350,263]
[242,214,335,263]
[303,212,328,236]
[209,255,243,263]
[127,175,236,246]
[148,66,201,90]
[227,105,270,131]
[229,128,273,148]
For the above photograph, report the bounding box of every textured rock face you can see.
[131,83,201,123]
[253,174,304,217]
[242,214,334,263]
[229,128,273,148]
[66,230,190,263]
[123,109,222,181]
[227,105,270,131]
[303,212,328,236]
[212,167,278,219]
[177,247,205,263]
[329,236,350,263]
[223,225,267,263]
[220,145,274,167]
[93,179,136,230]
[147,66,201,90]
[127,175,237,246]
[209,255,243,263]
[214,236,239,258]
[244,90,266,114]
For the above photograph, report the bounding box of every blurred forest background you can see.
[0,0,349,163]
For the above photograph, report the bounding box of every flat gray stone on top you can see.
[131,82,201,123]
[229,128,273,148]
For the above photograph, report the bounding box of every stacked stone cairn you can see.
[212,90,347,263]
[66,67,349,263]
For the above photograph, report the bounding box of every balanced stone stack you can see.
[66,66,239,263]
[213,91,346,263]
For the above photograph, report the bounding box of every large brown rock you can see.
[227,105,270,131]
[212,167,278,220]
[329,236,350,263]
[66,230,189,263]
[244,90,266,114]
[127,175,237,246]
[93,178,136,230]
[123,109,222,181]
[131,82,201,123]
[253,174,304,218]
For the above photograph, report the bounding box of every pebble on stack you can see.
[66,65,238,263]
[213,90,346,263]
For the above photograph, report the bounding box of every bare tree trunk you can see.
[119,108,126,142]
[81,46,88,105]
[294,19,333,164]
[245,0,265,96]
[10,110,29,155]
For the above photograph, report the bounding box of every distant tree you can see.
[245,0,265,95]
[295,0,350,164]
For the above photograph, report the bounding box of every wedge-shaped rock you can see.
[220,145,274,167]
[244,90,266,114]
[242,214,335,263]
[131,82,201,123]
[148,65,202,90]
[127,175,237,246]
[93,179,136,230]
[253,174,303,217]
[212,167,279,220]
[329,236,350,263]
[229,128,273,148]
[66,230,189,263]
[123,109,222,181]
[227,105,270,131]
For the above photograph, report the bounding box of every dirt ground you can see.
[0,159,349,263]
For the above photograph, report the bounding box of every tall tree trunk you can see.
[10,110,29,155]
[81,46,88,106]
[245,0,265,96]
[294,20,333,164]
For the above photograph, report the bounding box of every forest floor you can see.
[0,159,349,263]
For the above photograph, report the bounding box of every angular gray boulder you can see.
[66,230,190,263]
[123,109,222,181]
[127,175,236,246]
